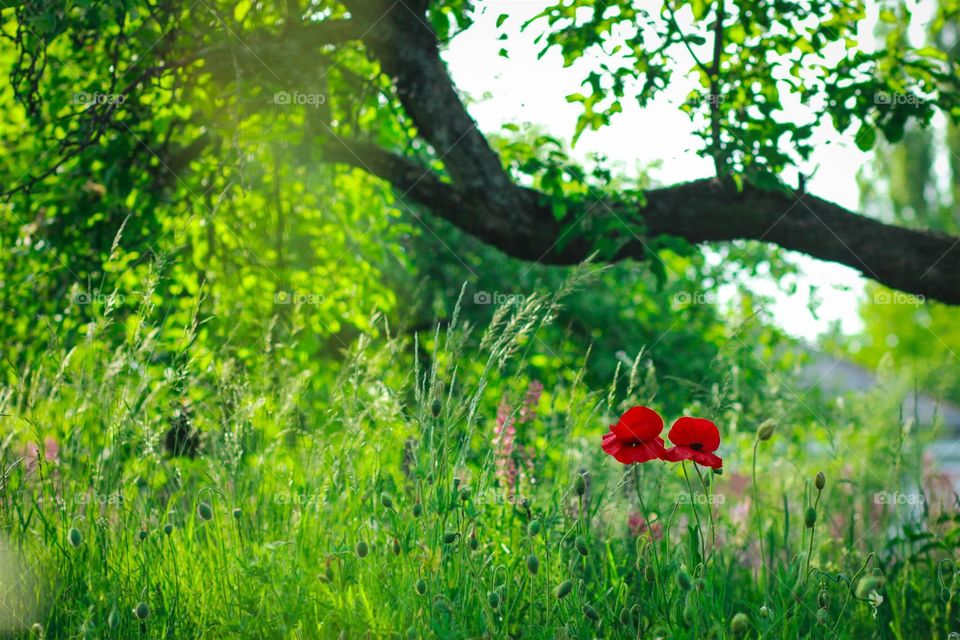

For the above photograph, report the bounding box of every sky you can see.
[440,0,924,341]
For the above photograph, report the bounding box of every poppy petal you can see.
[611,406,664,441]
[667,417,720,452]
[602,432,665,464]
[692,451,723,469]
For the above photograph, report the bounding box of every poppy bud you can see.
[453,478,461,489]
[443,532,459,544]
[134,601,150,620]
[406,625,416,640]
[815,472,826,491]
[574,474,586,497]
[712,467,723,475]
[677,570,693,591]
[431,399,442,417]
[108,608,120,628]
[942,587,952,602]
[855,576,884,599]
[392,539,402,555]
[555,580,573,599]
[30,623,43,637]
[575,536,589,556]
[413,502,423,517]
[380,493,394,509]
[232,508,242,519]
[487,591,500,609]
[619,607,632,627]
[356,540,369,558]
[644,565,656,583]
[459,487,471,501]
[582,604,599,621]
[527,520,541,536]
[815,608,829,625]
[521,498,530,510]
[759,604,770,618]
[757,420,775,441]
[197,502,213,521]
[415,579,427,595]
[137,530,148,542]
[468,534,479,550]
[426,473,435,485]
[68,527,83,548]
[817,588,829,610]
[526,553,539,575]
[162,523,174,536]
[731,612,749,635]
[805,506,817,529]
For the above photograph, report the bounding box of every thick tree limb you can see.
[329,1,960,304]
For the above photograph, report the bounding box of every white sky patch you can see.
[439,0,932,341]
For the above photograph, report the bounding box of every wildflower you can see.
[662,417,723,469]
[601,406,667,464]
[627,512,663,540]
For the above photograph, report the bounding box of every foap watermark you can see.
[272,491,323,506]
[873,291,924,306]
[685,92,725,107]
[474,291,526,306]
[73,491,125,506]
[71,289,137,305]
[874,491,925,506]
[674,291,716,305]
[272,91,326,108]
[874,92,923,106]
[73,91,126,106]
[676,493,725,505]
[274,291,326,306]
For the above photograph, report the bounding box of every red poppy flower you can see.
[662,417,722,468]
[601,406,667,464]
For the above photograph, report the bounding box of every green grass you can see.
[1,287,957,639]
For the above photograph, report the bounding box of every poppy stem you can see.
[752,438,767,594]
[694,464,716,563]
[681,461,706,563]
[633,464,668,619]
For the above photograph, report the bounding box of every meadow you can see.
[1,279,956,640]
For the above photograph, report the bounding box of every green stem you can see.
[681,461,705,562]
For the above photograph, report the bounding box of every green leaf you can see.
[855,122,876,151]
